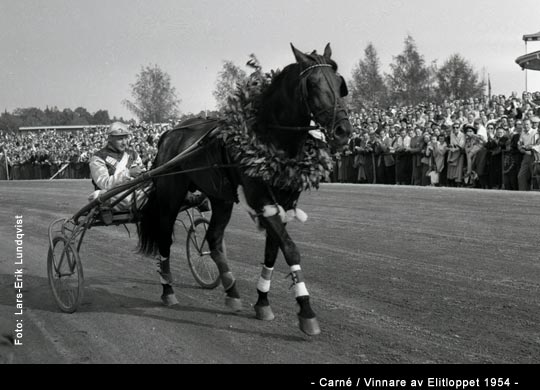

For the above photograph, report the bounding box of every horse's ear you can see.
[291,43,310,65]
[323,43,332,59]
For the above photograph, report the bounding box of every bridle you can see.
[267,62,348,142]
[298,63,334,77]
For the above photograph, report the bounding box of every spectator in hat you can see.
[485,126,504,189]
[463,124,485,186]
[446,122,465,187]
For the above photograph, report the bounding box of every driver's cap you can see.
[107,122,131,136]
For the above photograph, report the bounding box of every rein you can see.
[145,163,239,180]
[266,125,320,132]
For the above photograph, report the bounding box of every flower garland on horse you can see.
[217,55,333,193]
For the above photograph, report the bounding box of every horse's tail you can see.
[137,186,160,256]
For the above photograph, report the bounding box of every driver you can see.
[89,122,208,213]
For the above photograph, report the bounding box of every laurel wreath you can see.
[217,55,333,192]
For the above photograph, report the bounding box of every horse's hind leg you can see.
[254,234,279,321]
[206,197,242,311]
[260,214,320,336]
[157,255,177,306]
[156,179,187,306]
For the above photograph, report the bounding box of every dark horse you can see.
[138,43,352,335]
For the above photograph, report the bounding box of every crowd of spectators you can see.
[0,123,170,180]
[2,91,540,190]
[333,91,540,191]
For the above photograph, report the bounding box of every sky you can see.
[1,0,540,120]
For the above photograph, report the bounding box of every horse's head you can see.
[291,43,352,150]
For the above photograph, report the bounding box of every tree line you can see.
[0,106,114,132]
[349,35,486,110]
[1,34,486,132]
[211,35,486,113]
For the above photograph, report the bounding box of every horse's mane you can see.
[258,63,298,100]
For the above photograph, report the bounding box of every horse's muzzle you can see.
[332,120,352,147]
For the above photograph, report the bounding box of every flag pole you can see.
[488,73,491,99]
[525,40,528,92]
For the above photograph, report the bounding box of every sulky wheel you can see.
[47,235,84,313]
[186,217,220,289]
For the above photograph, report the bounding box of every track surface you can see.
[0,180,539,363]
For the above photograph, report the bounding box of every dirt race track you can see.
[1,180,539,364]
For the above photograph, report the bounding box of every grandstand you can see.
[515,30,540,91]
[18,125,105,133]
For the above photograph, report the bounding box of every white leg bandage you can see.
[290,265,309,297]
[265,205,308,224]
[294,282,309,298]
[240,184,309,226]
[257,265,273,292]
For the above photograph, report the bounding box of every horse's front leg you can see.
[260,214,320,336]
[254,233,279,321]
[206,198,242,311]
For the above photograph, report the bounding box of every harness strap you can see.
[298,61,342,141]
[266,125,320,132]
[299,63,333,77]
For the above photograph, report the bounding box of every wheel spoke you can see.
[48,235,83,312]
[55,246,67,275]
[185,218,220,289]
[190,232,201,252]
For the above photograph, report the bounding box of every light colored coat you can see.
[88,146,148,211]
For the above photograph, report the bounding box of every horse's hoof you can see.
[225,296,243,312]
[298,315,321,336]
[161,293,179,306]
[254,304,275,321]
